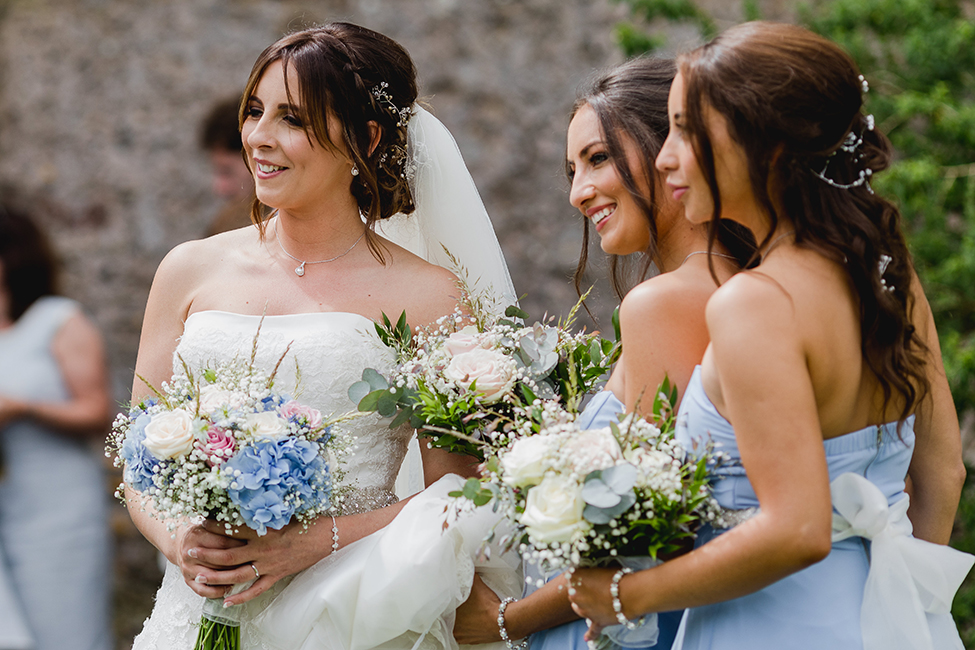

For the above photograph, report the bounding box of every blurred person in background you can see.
[200,97,257,236]
[0,196,113,650]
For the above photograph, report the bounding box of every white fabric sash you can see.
[830,472,973,650]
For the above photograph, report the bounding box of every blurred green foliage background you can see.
[611,0,975,643]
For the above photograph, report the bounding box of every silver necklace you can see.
[761,230,795,262]
[679,250,738,267]
[273,219,365,277]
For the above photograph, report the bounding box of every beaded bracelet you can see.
[497,597,528,650]
[611,567,642,630]
[330,515,340,554]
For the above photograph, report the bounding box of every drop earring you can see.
[351,164,359,176]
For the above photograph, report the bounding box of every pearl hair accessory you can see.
[878,254,895,292]
[497,597,528,650]
[812,114,877,193]
[611,567,643,630]
[370,82,413,128]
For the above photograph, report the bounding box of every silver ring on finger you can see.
[250,563,260,579]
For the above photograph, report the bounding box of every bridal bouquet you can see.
[108,333,355,650]
[459,382,725,574]
[349,277,618,460]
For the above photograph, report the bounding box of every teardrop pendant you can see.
[295,262,306,277]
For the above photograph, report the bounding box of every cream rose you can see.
[443,348,516,404]
[143,409,196,459]
[564,428,622,476]
[444,325,486,356]
[500,435,555,488]
[198,385,242,413]
[519,475,589,544]
[244,411,289,440]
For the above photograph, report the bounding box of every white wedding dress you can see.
[131,310,521,650]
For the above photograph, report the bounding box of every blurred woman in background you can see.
[0,196,113,650]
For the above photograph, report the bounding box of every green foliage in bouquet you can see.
[349,280,620,460]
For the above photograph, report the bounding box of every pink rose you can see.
[197,426,236,466]
[563,429,622,475]
[445,325,487,356]
[444,348,517,404]
[280,400,323,428]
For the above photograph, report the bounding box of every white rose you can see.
[444,325,486,356]
[443,348,516,404]
[500,435,555,488]
[245,411,289,440]
[519,475,589,544]
[564,429,622,476]
[198,385,238,413]
[143,409,196,459]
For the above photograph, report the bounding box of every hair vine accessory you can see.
[878,254,895,292]
[497,597,528,650]
[611,567,643,630]
[812,114,876,194]
[371,81,413,128]
[858,74,869,94]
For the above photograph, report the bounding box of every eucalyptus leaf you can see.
[389,405,413,429]
[348,380,373,406]
[377,391,399,417]
[357,390,384,412]
[602,463,638,493]
[505,304,530,320]
[583,503,615,525]
[581,479,622,508]
[362,368,389,391]
[533,379,557,400]
[530,351,559,376]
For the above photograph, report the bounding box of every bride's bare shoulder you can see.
[374,239,463,327]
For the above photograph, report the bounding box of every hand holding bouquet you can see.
[108,331,356,650]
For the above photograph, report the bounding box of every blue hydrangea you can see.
[224,438,330,535]
[120,412,161,492]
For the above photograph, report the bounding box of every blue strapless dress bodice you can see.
[672,366,915,650]
[529,391,683,650]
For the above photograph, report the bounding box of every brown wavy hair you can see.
[679,21,928,422]
[0,197,59,322]
[569,56,756,302]
[241,23,418,263]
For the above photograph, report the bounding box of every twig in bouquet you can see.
[247,311,267,374]
[420,425,494,452]
[134,372,169,404]
[266,341,294,389]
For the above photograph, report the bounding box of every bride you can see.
[126,23,520,650]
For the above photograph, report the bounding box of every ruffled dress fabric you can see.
[0,297,111,650]
[527,390,682,650]
[672,365,971,650]
[131,311,521,650]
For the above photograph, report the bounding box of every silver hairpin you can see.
[878,254,894,292]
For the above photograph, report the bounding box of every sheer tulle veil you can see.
[375,106,517,311]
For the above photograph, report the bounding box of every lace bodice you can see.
[176,310,412,515]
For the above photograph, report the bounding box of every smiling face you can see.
[241,59,357,217]
[656,72,754,225]
[566,104,653,256]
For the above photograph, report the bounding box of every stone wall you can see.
[0,0,633,403]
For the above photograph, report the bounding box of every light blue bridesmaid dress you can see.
[527,390,683,650]
[0,297,111,650]
[672,365,958,649]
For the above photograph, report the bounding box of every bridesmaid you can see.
[568,22,971,650]
[453,56,754,650]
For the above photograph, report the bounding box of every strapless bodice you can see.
[175,310,412,515]
[676,366,915,512]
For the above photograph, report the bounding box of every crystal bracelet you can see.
[330,515,340,554]
[497,597,528,650]
[611,567,642,630]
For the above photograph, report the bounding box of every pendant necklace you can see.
[273,218,365,277]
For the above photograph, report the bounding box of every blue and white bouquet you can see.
[108,332,356,650]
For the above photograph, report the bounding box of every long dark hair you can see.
[570,57,755,301]
[241,23,418,263]
[679,21,928,421]
[0,198,59,322]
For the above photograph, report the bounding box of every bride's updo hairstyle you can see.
[241,22,418,262]
[570,57,755,301]
[679,21,928,421]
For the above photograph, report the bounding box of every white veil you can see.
[375,106,517,311]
